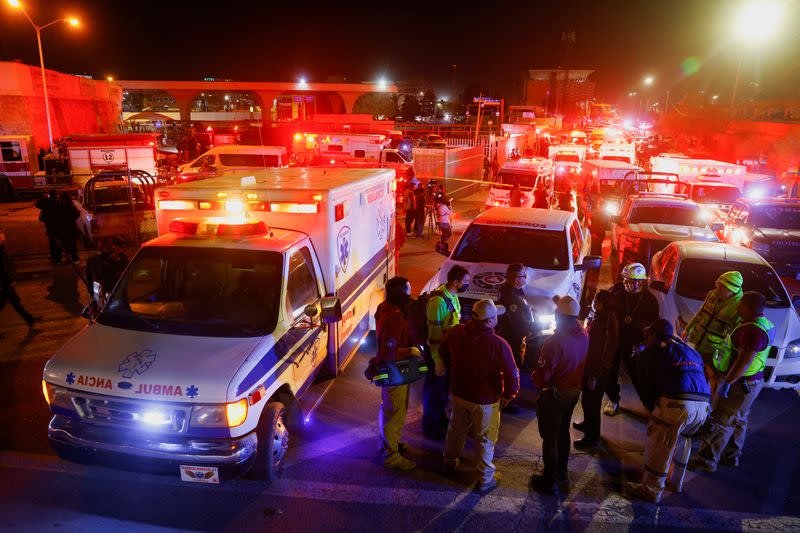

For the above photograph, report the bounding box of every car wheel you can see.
[249,402,289,484]
[0,176,14,203]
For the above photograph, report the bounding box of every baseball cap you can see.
[554,295,581,317]
[472,299,505,320]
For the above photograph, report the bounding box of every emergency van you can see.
[598,142,636,164]
[581,159,644,217]
[43,167,396,484]
[486,158,554,208]
[0,135,38,194]
[176,145,288,183]
[650,155,746,183]
[66,134,161,186]
[548,144,587,177]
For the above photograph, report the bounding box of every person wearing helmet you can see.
[605,262,660,416]
[682,271,743,395]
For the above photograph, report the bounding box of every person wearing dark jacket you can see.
[85,237,129,312]
[495,263,534,369]
[0,226,42,327]
[441,299,520,493]
[573,289,619,449]
[54,192,80,263]
[624,319,710,503]
[605,262,660,416]
[531,295,589,494]
[413,184,427,239]
[375,277,421,471]
[35,189,61,264]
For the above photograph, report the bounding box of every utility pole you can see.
[451,64,457,100]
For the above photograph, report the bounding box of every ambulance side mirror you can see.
[320,296,343,323]
[576,255,601,271]
[792,294,800,313]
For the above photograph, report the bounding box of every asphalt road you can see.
[1,199,799,532]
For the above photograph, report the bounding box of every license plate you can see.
[180,465,219,484]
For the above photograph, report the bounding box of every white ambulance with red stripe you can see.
[42,167,396,484]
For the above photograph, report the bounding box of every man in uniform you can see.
[690,292,775,472]
[496,263,534,369]
[682,271,743,394]
[606,262,660,415]
[625,319,710,503]
[423,265,470,440]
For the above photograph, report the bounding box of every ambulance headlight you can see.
[785,338,800,359]
[190,399,248,428]
[140,410,172,426]
[603,200,620,215]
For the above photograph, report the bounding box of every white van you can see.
[598,142,636,164]
[177,145,288,182]
[486,158,554,208]
[43,167,395,484]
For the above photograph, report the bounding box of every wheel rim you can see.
[271,413,289,469]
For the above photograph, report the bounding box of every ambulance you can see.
[548,144,587,177]
[485,158,554,208]
[598,142,636,164]
[175,145,289,183]
[580,159,644,219]
[42,167,396,484]
[650,154,746,183]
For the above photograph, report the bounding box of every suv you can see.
[648,241,800,389]
[685,180,742,215]
[717,198,800,278]
[423,207,600,340]
[610,194,722,279]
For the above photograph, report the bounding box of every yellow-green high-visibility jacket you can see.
[714,315,775,377]
[426,284,461,364]
[684,289,742,357]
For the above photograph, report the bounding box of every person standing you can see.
[509,183,523,208]
[436,199,452,248]
[0,226,42,327]
[682,271,743,394]
[532,180,550,209]
[403,179,418,236]
[495,263,534,370]
[375,277,420,471]
[35,189,61,264]
[605,263,660,416]
[531,295,589,494]
[625,319,710,503]
[689,292,775,472]
[441,299,519,492]
[413,183,427,239]
[573,289,619,449]
[423,265,470,440]
[85,237,129,313]
[54,192,80,264]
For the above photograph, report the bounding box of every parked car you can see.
[419,134,447,149]
[649,241,800,389]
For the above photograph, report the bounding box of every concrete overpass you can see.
[116,80,398,123]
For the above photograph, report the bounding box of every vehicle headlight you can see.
[786,338,800,359]
[751,240,770,256]
[603,200,620,215]
[537,313,556,334]
[191,399,248,428]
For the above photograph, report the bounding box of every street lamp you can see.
[6,0,80,151]
[643,75,654,87]
[729,1,782,115]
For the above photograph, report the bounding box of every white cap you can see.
[472,299,506,320]
[554,295,580,317]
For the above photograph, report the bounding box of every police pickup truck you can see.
[43,168,396,484]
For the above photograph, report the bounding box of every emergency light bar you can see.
[169,218,269,237]
[160,199,319,214]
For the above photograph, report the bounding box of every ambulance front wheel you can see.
[250,402,289,484]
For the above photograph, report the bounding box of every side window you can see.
[353,149,366,159]
[569,220,583,263]
[0,141,23,162]
[384,152,400,163]
[286,247,320,317]
[662,248,678,287]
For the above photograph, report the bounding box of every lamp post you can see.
[7,0,80,151]
[729,1,781,116]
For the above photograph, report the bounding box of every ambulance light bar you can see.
[160,200,319,214]
[169,218,269,237]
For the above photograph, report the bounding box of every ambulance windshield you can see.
[98,246,283,337]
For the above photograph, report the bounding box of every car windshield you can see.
[629,205,704,226]
[497,171,537,188]
[676,258,788,307]
[555,154,580,163]
[218,153,280,167]
[452,224,569,270]
[98,246,283,337]
[691,186,741,204]
[749,205,800,230]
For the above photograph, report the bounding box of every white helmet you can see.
[621,262,647,280]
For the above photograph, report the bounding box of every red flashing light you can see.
[216,221,269,237]
[335,202,345,221]
[169,219,201,235]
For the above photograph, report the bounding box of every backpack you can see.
[408,289,455,345]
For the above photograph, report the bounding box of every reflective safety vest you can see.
[684,290,742,357]
[713,315,775,377]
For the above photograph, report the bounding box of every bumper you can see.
[48,414,258,479]
[764,351,800,390]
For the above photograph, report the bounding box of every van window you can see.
[218,153,280,167]
[384,152,401,163]
[286,247,320,317]
[190,155,215,168]
[354,150,366,158]
[0,141,23,162]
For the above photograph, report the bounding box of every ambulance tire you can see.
[0,176,13,203]
[250,402,289,484]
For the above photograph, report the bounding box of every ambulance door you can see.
[284,243,327,389]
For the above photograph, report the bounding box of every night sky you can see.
[1,0,798,104]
